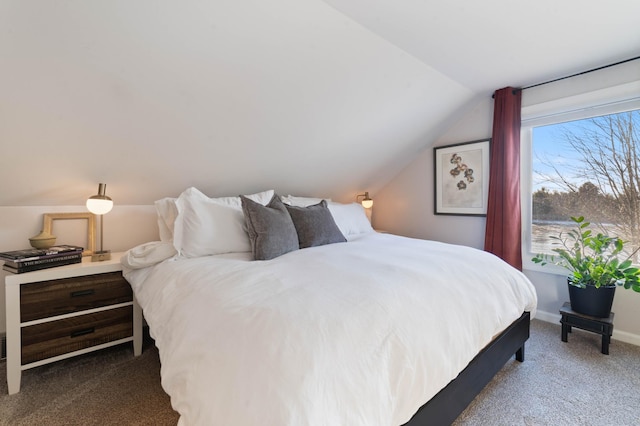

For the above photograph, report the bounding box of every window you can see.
[521,82,640,271]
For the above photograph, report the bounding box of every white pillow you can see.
[281,195,332,207]
[155,197,179,242]
[155,189,210,243]
[171,187,275,257]
[327,202,374,237]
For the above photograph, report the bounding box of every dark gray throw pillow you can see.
[285,200,346,249]
[240,194,299,260]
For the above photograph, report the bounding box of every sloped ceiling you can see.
[1,0,638,206]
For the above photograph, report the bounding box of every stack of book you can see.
[0,245,84,274]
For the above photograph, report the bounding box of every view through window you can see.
[531,109,640,260]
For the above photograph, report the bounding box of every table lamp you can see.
[86,183,113,261]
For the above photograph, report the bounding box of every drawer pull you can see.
[70,289,95,298]
[70,327,95,338]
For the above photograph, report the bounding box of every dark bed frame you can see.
[403,311,531,426]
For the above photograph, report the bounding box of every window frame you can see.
[520,81,640,273]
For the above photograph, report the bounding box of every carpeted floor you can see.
[454,320,640,426]
[1,319,639,425]
[0,334,178,426]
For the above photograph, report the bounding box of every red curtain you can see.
[484,87,522,270]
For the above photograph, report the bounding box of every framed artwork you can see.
[42,212,96,256]
[434,139,490,216]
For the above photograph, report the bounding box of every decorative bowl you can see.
[29,231,56,249]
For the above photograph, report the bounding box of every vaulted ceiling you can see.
[1,0,639,206]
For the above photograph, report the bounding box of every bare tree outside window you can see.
[532,110,640,260]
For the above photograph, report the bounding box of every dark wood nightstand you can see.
[559,301,614,354]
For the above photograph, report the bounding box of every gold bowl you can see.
[29,231,56,249]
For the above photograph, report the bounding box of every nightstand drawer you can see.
[21,305,133,365]
[20,271,132,322]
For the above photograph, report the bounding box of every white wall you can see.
[372,97,492,248]
[373,60,640,345]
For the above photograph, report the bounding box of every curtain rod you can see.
[492,55,640,98]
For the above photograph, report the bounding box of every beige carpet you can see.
[0,335,178,426]
[1,319,639,425]
[454,319,640,425]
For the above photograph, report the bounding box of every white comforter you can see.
[124,233,537,426]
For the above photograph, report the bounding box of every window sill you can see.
[522,257,567,276]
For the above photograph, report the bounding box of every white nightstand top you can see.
[5,252,125,285]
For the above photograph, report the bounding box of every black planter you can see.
[568,280,616,318]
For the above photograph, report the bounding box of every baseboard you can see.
[534,310,561,324]
[1,332,5,360]
[535,309,640,347]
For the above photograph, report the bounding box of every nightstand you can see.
[4,253,142,394]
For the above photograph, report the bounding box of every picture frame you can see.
[42,212,96,256]
[434,139,490,216]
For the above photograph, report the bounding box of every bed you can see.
[122,187,537,426]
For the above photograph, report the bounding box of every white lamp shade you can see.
[361,199,373,209]
[86,198,113,215]
[87,183,114,215]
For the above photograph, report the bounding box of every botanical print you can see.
[441,148,483,208]
[449,152,476,189]
[434,139,489,216]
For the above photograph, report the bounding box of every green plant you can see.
[532,216,640,291]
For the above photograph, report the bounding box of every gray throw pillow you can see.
[240,194,299,260]
[285,200,346,249]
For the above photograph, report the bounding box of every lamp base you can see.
[91,250,112,262]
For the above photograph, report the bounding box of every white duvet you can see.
[124,233,537,426]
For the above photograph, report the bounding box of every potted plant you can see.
[532,216,640,317]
